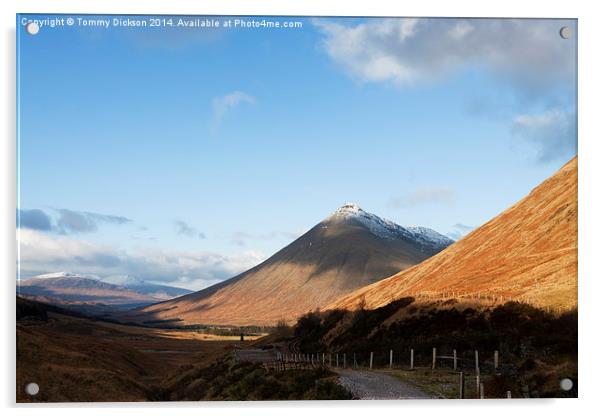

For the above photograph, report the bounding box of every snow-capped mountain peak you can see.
[333,202,363,215]
[327,203,454,251]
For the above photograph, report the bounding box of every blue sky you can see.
[17,16,577,290]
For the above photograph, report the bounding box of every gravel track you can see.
[337,369,432,400]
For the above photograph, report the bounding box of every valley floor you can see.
[17,312,256,402]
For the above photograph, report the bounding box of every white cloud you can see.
[210,91,256,134]
[513,109,576,162]
[314,18,575,91]
[17,229,265,291]
[389,188,454,209]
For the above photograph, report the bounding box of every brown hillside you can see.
[327,157,578,313]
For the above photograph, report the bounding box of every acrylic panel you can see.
[16,14,577,402]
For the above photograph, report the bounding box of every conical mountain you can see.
[327,158,578,312]
[135,204,453,326]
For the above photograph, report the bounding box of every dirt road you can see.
[337,369,432,400]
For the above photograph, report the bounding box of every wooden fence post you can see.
[475,350,480,376]
[329,353,332,367]
[353,353,357,368]
[410,349,414,370]
[432,348,437,370]
[336,353,339,368]
[453,349,457,371]
[476,375,480,398]
[494,350,499,371]
[343,353,346,368]
[459,372,465,399]
[389,349,393,368]
[480,382,485,399]
[369,352,374,369]
[507,391,512,399]
[322,352,325,364]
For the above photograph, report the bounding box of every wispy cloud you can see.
[17,207,133,234]
[210,91,256,134]
[512,109,576,163]
[55,209,132,234]
[388,188,454,209]
[175,220,206,239]
[17,229,265,291]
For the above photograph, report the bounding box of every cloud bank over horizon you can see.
[17,228,266,291]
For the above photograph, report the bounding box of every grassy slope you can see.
[328,157,577,312]
[160,355,351,401]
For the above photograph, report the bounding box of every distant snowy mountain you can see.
[17,272,192,315]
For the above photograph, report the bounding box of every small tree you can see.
[274,318,292,338]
